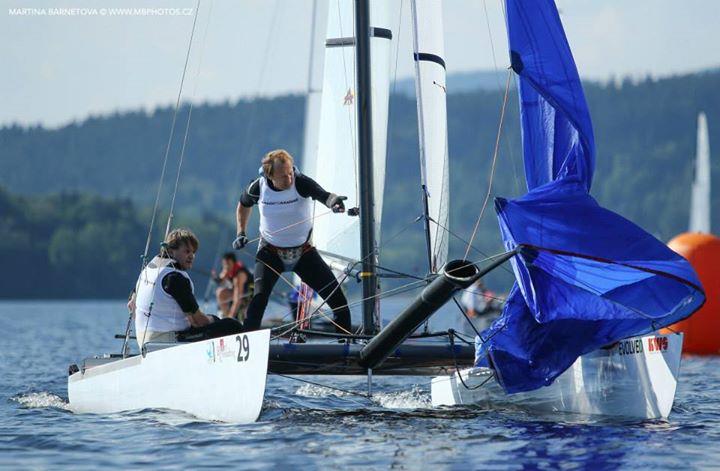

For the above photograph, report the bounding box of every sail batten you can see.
[301,0,328,180]
[308,0,391,265]
[411,0,450,273]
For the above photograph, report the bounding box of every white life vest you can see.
[258,176,313,247]
[134,256,193,334]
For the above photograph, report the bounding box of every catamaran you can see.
[68,0,704,422]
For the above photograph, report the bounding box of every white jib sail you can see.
[309,0,392,268]
[689,112,711,233]
[411,0,450,272]
[301,0,328,179]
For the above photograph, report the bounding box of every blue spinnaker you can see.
[476,0,705,393]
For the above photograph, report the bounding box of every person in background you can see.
[232,149,351,333]
[460,279,502,333]
[128,228,243,348]
[213,252,254,321]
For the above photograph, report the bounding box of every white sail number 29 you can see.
[235,335,250,362]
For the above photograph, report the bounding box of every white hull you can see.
[432,333,683,420]
[68,330,270,423]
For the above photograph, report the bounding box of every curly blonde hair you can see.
[261,149,294,178]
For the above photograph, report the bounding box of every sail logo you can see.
[261,198,299,206]
[343,88,354,106]
[211,338,236,362]
[647,336,669,353]
[205,343,215,363]
[617,339,644,356]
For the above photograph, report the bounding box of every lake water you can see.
[2,300,719,469]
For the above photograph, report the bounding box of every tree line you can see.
[0,69,717,297]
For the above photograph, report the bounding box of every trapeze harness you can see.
[134,256,193,334]
[257,176,314,268]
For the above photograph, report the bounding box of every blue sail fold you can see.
[476,0,705,394]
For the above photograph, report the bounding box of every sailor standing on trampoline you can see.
[233,149,352,333]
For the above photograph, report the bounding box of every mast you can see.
[355,0,378,334]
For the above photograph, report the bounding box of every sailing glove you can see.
[326,193,347,213]
[233,232,248,250]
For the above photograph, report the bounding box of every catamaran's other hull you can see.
[431,333,683,420]
[68,330,270,423]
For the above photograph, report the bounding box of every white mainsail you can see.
[689,112,711,233]
[301,0,328,179]
[309,0,392,266]
[411,0,450,272]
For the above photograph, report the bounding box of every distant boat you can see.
[689,112,711,233]
[665,112,720,355]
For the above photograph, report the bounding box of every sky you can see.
[1,0,718,128]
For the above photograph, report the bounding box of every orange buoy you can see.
[664,232,720,355]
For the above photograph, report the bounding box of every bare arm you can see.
[187,309,211,327]
[127,291,136,315]
[236,202,252,235]
[227,272,247,319]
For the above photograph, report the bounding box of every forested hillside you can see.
[1,69,718,298]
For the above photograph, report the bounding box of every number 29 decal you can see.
[236,335,250,362]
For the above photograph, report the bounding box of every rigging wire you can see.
[121,0,202,355]
[463,69,512,261]
[164,0,215,238]
[335,0,360,203]
[141,0,202,263]
[427,214,514,276]
[270,248,513,339]
[260,206,514,339]
[200,0,281,310]
[482,0,521,195]
[267,214,430,338]
[141,0,214,347]
[270,214,428,337]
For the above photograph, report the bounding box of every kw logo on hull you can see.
[647,336,669,353]
[616,336,669,356]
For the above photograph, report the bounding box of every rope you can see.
[335,0,360,202]
[427,215,515,277]
[449,330,495,391]
[269,245,513,339]
[464,69,512,261]
[122,1,201,353]
[271,278,427,339]
[492,0,523,194]
[275,214,431,335]
[273,247,515,338]
[452,295,482,338]
[141,0,201,263]
[164,0,214,238]
[200,0,281,308]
